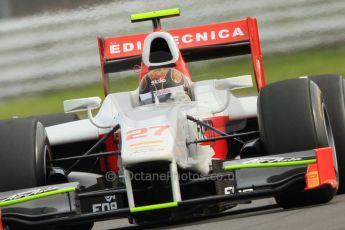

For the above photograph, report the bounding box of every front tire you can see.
[0,118,50,192]
[258,78,337,208]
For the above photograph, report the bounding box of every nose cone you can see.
[120,117,175,166]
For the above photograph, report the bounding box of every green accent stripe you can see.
[224,159,316,171]
[130,202,178,213]
[0,187,76,207]
[130,8,180,22]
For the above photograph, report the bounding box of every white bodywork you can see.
[46,75,257,175]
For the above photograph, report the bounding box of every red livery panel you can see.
[0,209,3,230]
[305,147,338,190]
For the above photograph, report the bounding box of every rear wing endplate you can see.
[98,17,265,95]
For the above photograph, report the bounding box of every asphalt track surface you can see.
[93,194,345,230]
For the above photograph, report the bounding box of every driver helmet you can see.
[139,67,192,105]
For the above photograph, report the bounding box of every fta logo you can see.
[92,195,118,212]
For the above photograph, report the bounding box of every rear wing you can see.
[98,17,265,96]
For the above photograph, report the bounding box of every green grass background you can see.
[0,46,344,119]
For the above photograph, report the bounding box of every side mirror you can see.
[64,97,101,113]
[63,97,111,129]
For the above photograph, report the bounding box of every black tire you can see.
[0,118,50,192]
[258,78,337,208]
[31,113,79,127]
[310,74,345,193]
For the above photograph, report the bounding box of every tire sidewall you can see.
[0,119,49,192]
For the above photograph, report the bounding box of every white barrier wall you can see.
[0,0,344,98]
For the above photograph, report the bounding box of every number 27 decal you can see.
[126,125,170,140]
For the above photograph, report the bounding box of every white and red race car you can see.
[0,8,344,230]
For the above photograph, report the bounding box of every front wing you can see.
[0,147,337,228]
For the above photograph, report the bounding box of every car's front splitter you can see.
[1,148,337,228]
